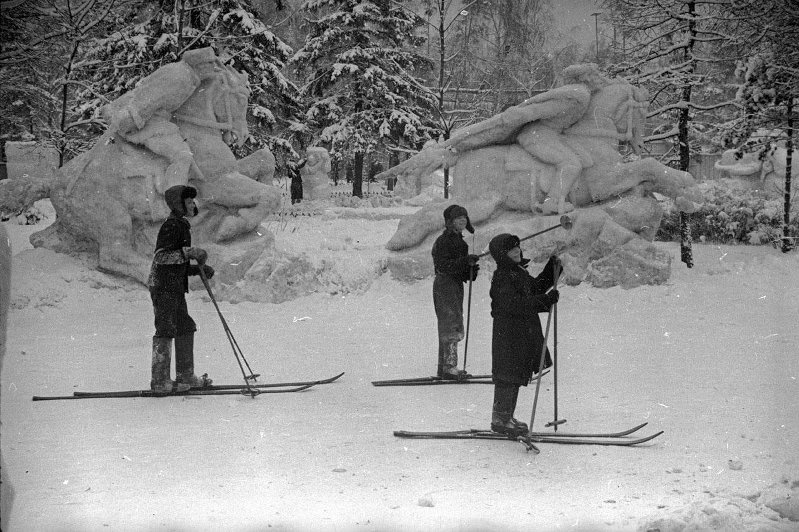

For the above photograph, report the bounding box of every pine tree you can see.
[291,0,439,197]
[73,0,302,161]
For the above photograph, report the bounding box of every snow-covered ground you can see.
[2,200,798,531]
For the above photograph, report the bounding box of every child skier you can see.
[147,185,215,393]
[488,233,560,435]
[431,204,480,379]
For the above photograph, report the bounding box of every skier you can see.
[431,204,480,379]
[147,185,215,394]
[488,233,560,435]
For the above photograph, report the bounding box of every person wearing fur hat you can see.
[146,185,215,394]
[431,204,480,379]
[488,233,560,435]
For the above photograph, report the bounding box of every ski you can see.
[72,371,345,394]
[372,375,493,386]
[372,369,549,387]
[32,383,315,401]
[394,422,648,439]
[393,423,663,447]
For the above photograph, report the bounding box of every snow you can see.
[2,200,799,531]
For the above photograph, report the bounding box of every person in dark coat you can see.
[488,233,560,435]
[147,185,215,393]
[431,204,480,379]
[289,158,306,204]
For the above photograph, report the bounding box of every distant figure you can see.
[288,158,306,204]
[147,185,215,394]
[431,205,479,379]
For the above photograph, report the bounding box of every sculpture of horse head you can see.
[566,79,649,156]
[214,65,251,147]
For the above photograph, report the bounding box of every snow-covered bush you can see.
[657,180,797,246]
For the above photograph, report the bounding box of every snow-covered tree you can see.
[74,0,302,161]
[601,0,747,267]
[290,0,439,197]
[724,1,798,252]
[1,0,130,163]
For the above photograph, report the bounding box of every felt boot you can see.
[441,342,470,380]
[150,336,190,394]
[491,384,524,435]
[174,333,212,389]
[508,386,529,433]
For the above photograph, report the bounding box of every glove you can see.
[201,264,214,279]
[547,289,560,305]
[467,254,480,266]
[185,247,208,264]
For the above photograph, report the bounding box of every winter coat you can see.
[147,186,202,293]
[431,227,473,283]
[431,227,474,342]
[490,237,557,386]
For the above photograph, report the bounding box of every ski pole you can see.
[528,267,562,434]
[462,267,474,375]
[197,265,260,395]
[474,214,573,260]
[462,233,477,375]
[545,263,567,431]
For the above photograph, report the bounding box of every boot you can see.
[174,333,212,389]
[441,342,470,380]
[508,386,529,433]
[150,336,190,394]
[491,384,524,435]
[436,339,447,377]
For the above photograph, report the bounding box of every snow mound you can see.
[638,479,799,531]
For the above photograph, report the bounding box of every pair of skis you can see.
[31,372,345,401]
[394,422,663,453]
[371,368,550,387]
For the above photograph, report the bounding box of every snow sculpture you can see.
[378,64,704,287]
[25,47,281,284]
[714,145,796,193]
[299,147,331,200]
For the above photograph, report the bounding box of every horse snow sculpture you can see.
[379,64,703,286]
[31,48,280,284]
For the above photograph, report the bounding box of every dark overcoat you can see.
[431,227,473,342]
[490,252,556,386]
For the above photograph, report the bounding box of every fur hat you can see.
[443,204,474,234]
[164,185,198,216]
[489,233,529,267]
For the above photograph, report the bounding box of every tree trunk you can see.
[352,152,364,198]
[783,97,794,253]
[176,0,185,53]
[58,41,80,167]
[678,1,696,268]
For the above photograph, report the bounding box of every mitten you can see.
[469,264,480,281]
[185,247,208,264]
[547,289,560,305]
